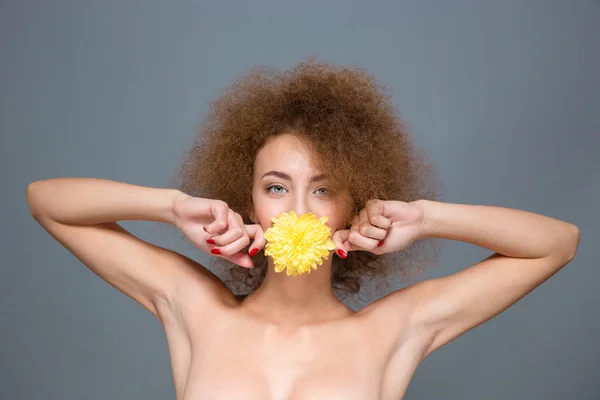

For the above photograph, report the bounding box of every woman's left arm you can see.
[407,200,580,357]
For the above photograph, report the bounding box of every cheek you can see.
[321,211,346,233]
[328,218,346,233]
[255,211,278,231]
[261,219,272,232]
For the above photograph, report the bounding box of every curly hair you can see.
[168,58,443,302]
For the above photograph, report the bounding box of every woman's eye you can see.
[266,185,329,196]
[267,185,286,194]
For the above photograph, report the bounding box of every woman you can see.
[27,60,580,400]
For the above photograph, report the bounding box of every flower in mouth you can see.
[263,211,336,276]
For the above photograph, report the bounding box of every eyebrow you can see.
[261,170,327,183]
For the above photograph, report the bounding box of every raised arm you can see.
[407,200,580,357]
[26,178,228,320]
[366,200,580,360]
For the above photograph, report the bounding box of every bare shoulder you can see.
[361,279,428,324]
[359,280,433,352]
[154,250,238,324]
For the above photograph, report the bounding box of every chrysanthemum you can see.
[263,211,337,276]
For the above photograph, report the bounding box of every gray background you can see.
[2,0,598,399]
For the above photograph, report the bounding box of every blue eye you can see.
[266,185,286,194]
[265,185,329,196]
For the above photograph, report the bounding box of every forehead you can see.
[254,134,318,173]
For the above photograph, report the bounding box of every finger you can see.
[245,224,266,256]
[366,199,392,229]
[357,208,387,241]
[204,201,229,235]
[358,208,369,226]
[221,250,254,269]
[348,214,379,250]
[332,229,350,258]
[211,217,253,269]
[217,232,251,258]
[347,230,379,251]
[208,211,245,245]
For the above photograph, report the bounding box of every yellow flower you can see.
[264,211,336,276]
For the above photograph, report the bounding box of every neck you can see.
[241,254,354,326]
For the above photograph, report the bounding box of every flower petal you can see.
[263,211,336,276]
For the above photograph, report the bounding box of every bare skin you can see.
[161,134,423,398]
[155,274,425,400]
[26,134,580,399]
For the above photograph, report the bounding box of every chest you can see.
[183,317,390,400]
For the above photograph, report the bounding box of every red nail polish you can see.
[378,240,384,247]
[337,249,347,259]
[249,248,259,256]
[211,248,221,255]
[207,239,216,244]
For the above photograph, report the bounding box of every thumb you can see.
[245,224,266,255]
[332,229,351,259]
[223,252,255,270]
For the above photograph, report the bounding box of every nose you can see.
[291,193,309,216]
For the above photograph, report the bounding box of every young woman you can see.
[27,60,580,400]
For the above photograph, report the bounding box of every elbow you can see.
[27,183,37,212]
[27,181,44,218]
[562,224,580,262]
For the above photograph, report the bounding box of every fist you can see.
[332,199,425,258]
[172,195,266,269]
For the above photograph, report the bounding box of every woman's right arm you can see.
[26,177,232,321]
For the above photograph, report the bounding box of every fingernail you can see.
[249,248,259,256]
[337,249,347,259]
[207,239,216,244]
[378,240,384,247]
[211,248,221,255]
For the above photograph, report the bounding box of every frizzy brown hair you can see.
[169,58,443,301]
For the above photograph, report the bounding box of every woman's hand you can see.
[332,199,425,258]
[172,194,265,269]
